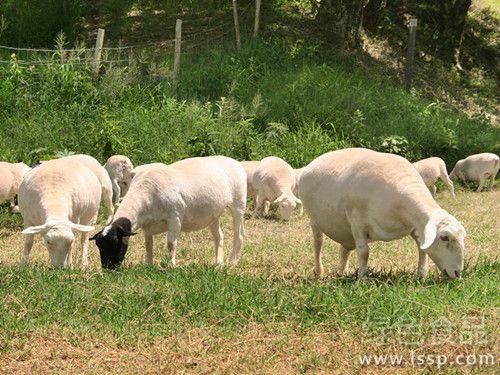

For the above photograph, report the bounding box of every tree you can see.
[316,0,369,49]
[437,0,472,69]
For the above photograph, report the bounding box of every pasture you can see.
[0,187,498,373]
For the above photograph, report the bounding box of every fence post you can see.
[253,0,261,38]
[232,0,242,50]
[173,19,182,81]
[93,28,105,74]
[404,18,417,92]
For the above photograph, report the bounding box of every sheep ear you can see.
[22,224,47,235]
[421,219,437,250]
[70,223,95,233]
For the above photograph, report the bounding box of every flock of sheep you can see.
[0,149,498,279]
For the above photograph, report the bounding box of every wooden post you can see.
[253,0,261,38]
[93,28,105,74]
[404,18,417,92]
[173,19,182,81]
[232,0,242,50]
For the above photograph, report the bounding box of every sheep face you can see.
[274,194,302,221]
[449,160,463,181]
[91,218,136,269]
[420,216,466,279]
[21,221,94,268]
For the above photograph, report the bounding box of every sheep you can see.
[449,153,499,192]
[252,156,302,220]
[240,160,260,202]
[413,157,455,197]
[0,162,31,213]
[299,148,466,279]
[55,154,114,223]
[90,156,246,269]
[18,160,101,268]
[129,162,165,181]
[292,167,304,197]
[104,155,134,204]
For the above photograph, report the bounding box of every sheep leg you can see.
[209,219,225,267]
[253,195,264,218]
[145,234,154,265]
[488,175,495,191]
[441,175,455,197]
[476,177,485,192]
[167,218,181,267]
[102,187,115,224]
[311,222,324,278]
[263,200,271,217]
[21,234,34,266]
[229,209,244,266]
[111,179,121,205]
[355,240,370,278]
[417,249,429,278]
[338,244,352,276]
[80,231,90,268]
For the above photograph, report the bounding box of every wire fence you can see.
[0,4,253,68]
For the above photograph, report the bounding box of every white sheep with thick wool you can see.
[91,156,247,269]
[104,155,134,204]
[252,156,302,220]
[18,159,102,268]
[449,153,499,192]
[0,162,31,213]
[299,148,466,279]
[413,157,455,197]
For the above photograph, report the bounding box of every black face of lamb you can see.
[90,218,136,269]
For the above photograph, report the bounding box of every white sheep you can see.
[129,162,165,181]
[90,156,246,269]
[299,148,466,279]
[57,154,114,223]
[18,160,101,268]
[0,162,31,213]
[449,153,499,192]
[104,155,134,204]
[252,156,302,220]
[293,167,304,197]
[413,157,455,197]
[240,160,260,202]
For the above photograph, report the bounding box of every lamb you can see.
[18,160,101,268]
[104,155,134,204]
[0,162,31,213]
[252,156,302,220]
[56,154,114,223]
[449,153,499,192]
[90,156,246,269]
[240,160,260,202]
[413,157,455,197]
[299,148,466,279]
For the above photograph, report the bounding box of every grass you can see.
[0,188,498,373]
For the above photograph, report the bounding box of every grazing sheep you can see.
[449,153,499,192]
[18,160,101,268]
[240,160,260,202]
[299,148,466,279]
[104,155,134,204]
[252,156,302,220]
[413,157,455,197]
[90,156,246,269]
[129,162,166,181]
[55,154,114,223]
[0,162,31,213]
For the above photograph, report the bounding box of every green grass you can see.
[0,261,498,349]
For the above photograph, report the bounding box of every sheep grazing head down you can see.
[90,218,136,269]
[274,194,302,221]
[419,211,466,279]
[22,221,94,267]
